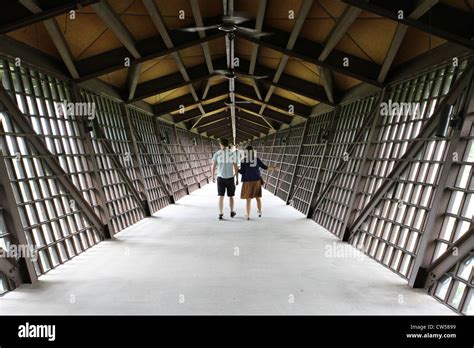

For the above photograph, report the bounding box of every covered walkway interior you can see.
[0,184,453,315]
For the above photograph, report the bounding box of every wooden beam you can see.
[19,0,79,79]
[198,118,231,133]
[377,0,439,83]
[237,104,293,124]
[143,0,205,119]
[248,0,267,100]
[237,25,382,87]
[76,31,224,81]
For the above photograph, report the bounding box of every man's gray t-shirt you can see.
[212,149,238,179]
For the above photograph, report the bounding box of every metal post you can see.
[152,118,175,203]
[122,103,152,216]
[72,86,113,238]
[341,89,386,241]
[0,148,38,286]
[174,124,200,189]
[286,119,309,204]
[274,128,289,195]
[307,106,341,218]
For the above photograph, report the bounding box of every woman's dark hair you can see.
[220,138,230,148]
[244,145,256,163]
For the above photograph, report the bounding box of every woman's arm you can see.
[257,158,268,170]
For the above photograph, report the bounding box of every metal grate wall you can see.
[0,58,216,278]
[251,57,473,314]
[350,60,468,280]
[266,130,289,193]
[81,89,145,234]
[275,124,305,202]
[290,110,333,216]
[312,95,377,237]
[128,106,172,214]
[0,60,102,275]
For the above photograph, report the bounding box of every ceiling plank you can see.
[127,60,226,103]
[236,122,262,137]
[172,100,226,123]
[0,0,100,34]
[143,0,207,126]
[153,83,229,116]
[377,0,439,83]
[91,0,142,99]
[317,4,363,104]
[342,0,474,50]
[237,25,382,87]
[190,0,215,100]
[193,111,229,128]
[236,115,271,133]
[237,104,293,124]
[75,31,224,82]
[198,118,230,133]
[19,0,79,79]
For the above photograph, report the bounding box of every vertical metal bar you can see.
[264,132,277,189]
[174,124,200,189]
[122,103,152,216]
[307,106,341,218]
[274,129,289,195]
[0,141,38,285]
[286,119,310,204]
[152,117,175,201]
[341,89,386,241]
[72,86,113,238]
[170,125,189,195]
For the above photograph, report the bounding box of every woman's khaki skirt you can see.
[241,180,262,199]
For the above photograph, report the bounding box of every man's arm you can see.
[233,163,239,185]
[211,162,217,183]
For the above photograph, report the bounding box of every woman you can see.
[239,146,277,220]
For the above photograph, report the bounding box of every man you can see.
[211,138,239,220]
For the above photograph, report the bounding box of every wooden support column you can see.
[286,119,310,204]
[307,106,341,218]
[90,120,149,216]
[308,91,389,220]
[341,89,387,241]
[273,129,289,195]
[72,87,113,238]
[0,149,38,286]
[122,103,152,216]
[152,118,175,202]
[174,124,200,189]
[264,132,277,190]
[201,137,209,184]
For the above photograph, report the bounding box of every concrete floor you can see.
[0,184,453,315]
